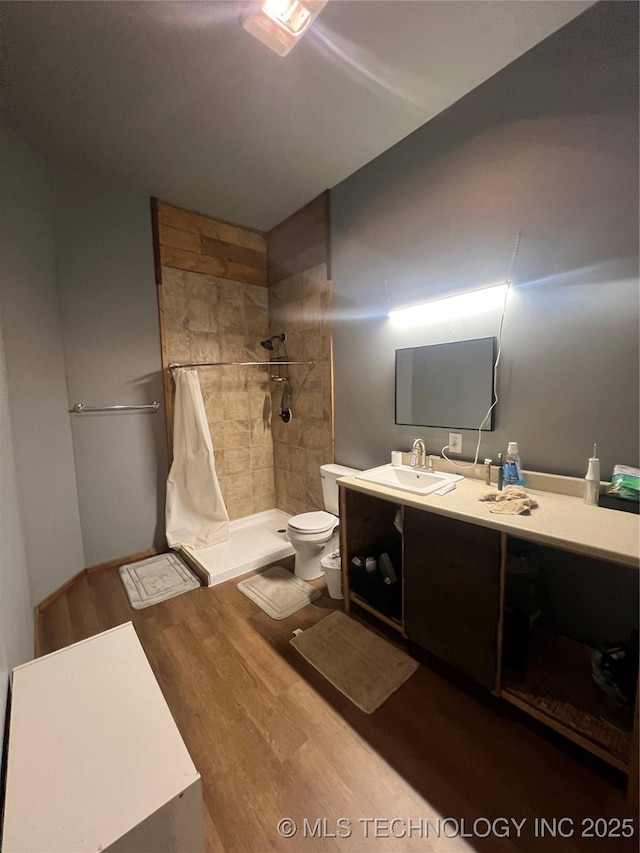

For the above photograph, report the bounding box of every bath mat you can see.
[119,552,201,610]
[290,611,419,713]
[237,565,320,620]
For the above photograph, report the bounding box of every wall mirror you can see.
[395,337,496,430]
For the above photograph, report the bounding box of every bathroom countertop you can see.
[338,473,640,570]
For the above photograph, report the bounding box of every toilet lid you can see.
[288,511,337,534]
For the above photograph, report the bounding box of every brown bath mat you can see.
[290,611,419,713]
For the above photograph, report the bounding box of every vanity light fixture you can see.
[388,282,509,328]
[241,0,328,57]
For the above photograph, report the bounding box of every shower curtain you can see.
[165,369,229,549]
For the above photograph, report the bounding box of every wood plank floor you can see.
[40,562,637,852]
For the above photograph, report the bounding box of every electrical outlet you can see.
[449,433,463,454]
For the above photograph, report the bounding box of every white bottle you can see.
[583,443,600,506]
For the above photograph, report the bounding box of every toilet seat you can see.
[287,511,337,534]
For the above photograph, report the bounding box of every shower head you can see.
[260,333,286,351]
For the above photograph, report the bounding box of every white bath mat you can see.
[119,552,201,610]
[237,565,321,620]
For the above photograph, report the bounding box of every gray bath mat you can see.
[291,611,419,713]
[119,552,201,610]
[237,565,320,619]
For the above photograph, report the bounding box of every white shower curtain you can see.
[165,369,229,549]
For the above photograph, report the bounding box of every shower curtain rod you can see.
[168,359,316,371]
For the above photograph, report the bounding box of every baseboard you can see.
[86,546,164,575]
[36,568,87,614]
[36,547,167,626]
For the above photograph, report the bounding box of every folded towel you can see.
[487,498,537,515]
[479,485,538,515]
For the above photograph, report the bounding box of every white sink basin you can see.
[356,463,462,496]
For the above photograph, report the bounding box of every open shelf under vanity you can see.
[501,629,633,772]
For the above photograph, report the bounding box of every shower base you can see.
[180,509,295,587]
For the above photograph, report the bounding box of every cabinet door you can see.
[403,508,501,688]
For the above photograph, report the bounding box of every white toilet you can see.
[287,463,359,581]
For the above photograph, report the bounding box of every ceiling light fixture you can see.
[241,0,327,57]
[388,283,510,328]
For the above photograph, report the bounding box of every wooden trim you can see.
[35,546,168,662]
[34,606,44,658]
[160,224,201,254]
[339,485,350,615]
[156,283,174,462]
[628,689,639,801]
[156,200,266,249]
[86,546,164,576]
[200,235,267,271]
[153,200,268,286]
[325,189,332,281]
[328,283,335,463]
[159,245,267,287]
[36,568,87,613]
[501,688,630,774]
[150,197,162,287]
[400,505,405,634]
[349,592,404,633]
[493,532,508,697]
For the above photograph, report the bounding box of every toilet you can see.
[287,463,359,581]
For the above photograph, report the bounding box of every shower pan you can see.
[180,509,295,587]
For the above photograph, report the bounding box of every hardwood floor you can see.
[40,563,637,852]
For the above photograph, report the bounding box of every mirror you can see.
[395,337,496,430]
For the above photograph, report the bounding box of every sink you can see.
[356,463,462,496]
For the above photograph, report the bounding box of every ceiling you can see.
[1,1,593,231]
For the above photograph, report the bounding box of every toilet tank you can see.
[320,464,360,516]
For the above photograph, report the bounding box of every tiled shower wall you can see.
[160,262,333,520]
[161,266,275,520]
[269,262,333,515]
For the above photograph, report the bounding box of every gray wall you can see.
[0,132,85,603]
[0,317,33,751]
[331,2,639,480]
[52,167,168,566]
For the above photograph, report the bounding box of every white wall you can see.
[52,167,168,566]
[0,132,85,604]
[0,316,33,752]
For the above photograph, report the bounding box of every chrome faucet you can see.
[410,439,427,469]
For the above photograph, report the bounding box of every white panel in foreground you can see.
[3,622,204,853]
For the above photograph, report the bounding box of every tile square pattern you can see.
[119,552,201,610]
[161,262,333,519]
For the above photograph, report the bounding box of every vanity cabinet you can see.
[403,508,502,689]
[339,478,639,795]
[339,486,403,628]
